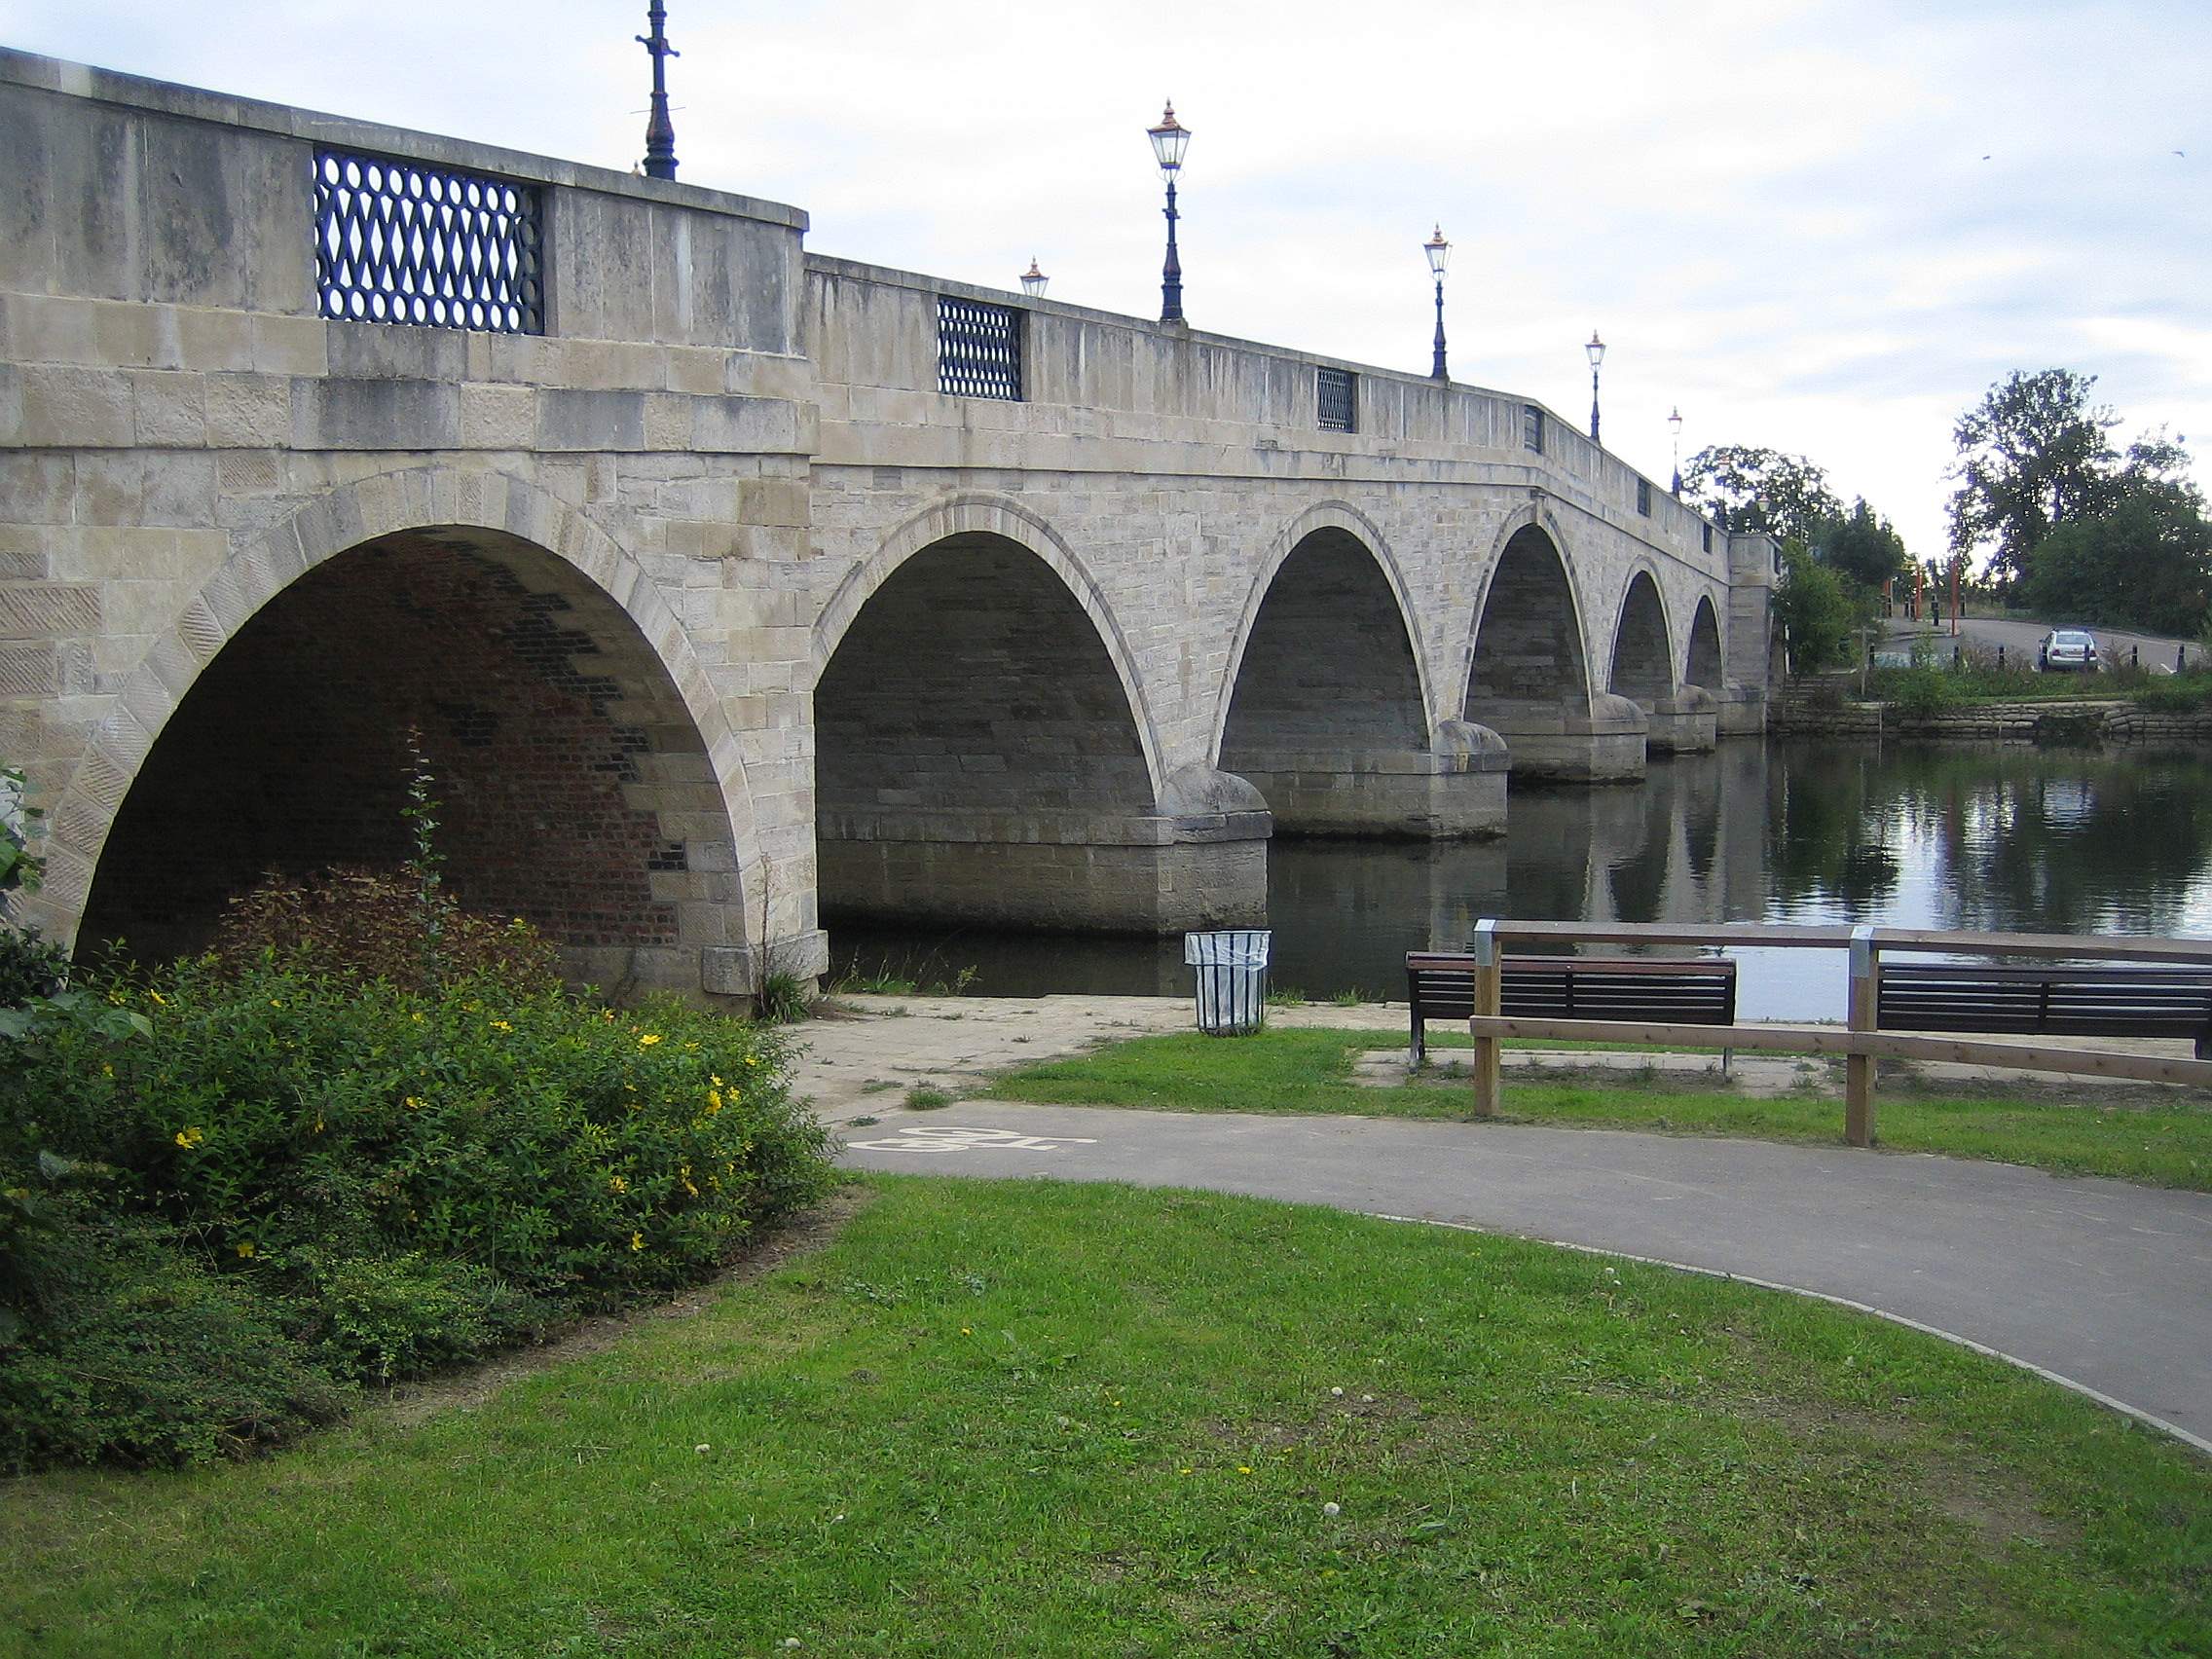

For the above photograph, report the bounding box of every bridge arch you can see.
[1685,594,1725,689]
[810,494,1164,794]
[811,495,1258,932]
[1210,501,1435,758]
[39,467,767,995]
[1607,566,1677,703]
[1459,510,1644,782]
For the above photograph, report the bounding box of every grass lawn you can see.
[984,1029,2212,1193]
[3,1178,2206,1656]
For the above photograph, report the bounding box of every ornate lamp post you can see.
[1668,405,1684,493]
[1148,102,1191,323]
[1586,330,1606,443]
[1424,226,1451,380]
[1020,259,1049,298]
[637,2,680,181]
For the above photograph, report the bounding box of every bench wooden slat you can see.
[1408,951,1736,1062]
[1876,961,2212,1054]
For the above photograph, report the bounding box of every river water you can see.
[824,742,2212,1021]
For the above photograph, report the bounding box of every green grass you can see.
[3,1178,2205,1656]
[984,1030,2212,1192]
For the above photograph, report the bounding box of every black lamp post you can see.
[1424,226,1451,380]
[637,2,680,181]
[1668,406,1683,493]
[1020,259,1049,298]
[1585,330,1606,443]
[1148,101,1191,323]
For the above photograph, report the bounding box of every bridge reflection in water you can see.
[825,742,2212,1021]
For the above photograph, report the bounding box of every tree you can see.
[2022,478,2212,637]
[1772,539,1859,671]
[1680,446,1844,547]
[1946,369,2121,585]
[1817,498,1908,594]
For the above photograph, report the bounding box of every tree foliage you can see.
[1947,370,2143,583]
[1773,539,1859,671]
[1680,446,1844,547]
[2022,478,2212,638]
[1818,498,1909,594]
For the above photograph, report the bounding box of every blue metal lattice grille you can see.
[313,149,542,334]
[938,297,1024,400]
[1317,366,1356,431]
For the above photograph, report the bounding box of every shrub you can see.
[2131,673,2212,714]
[1884,667,1966,719]
[0,1198,350,1469]
[214,866,564,994]
[0,926,69,1008]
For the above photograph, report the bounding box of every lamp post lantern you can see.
[1424,226,1451,381]
[1148,101,1191,323]
[1585,330,1606,443]
[1667,405,1684,494]
[636,2,680,181]
[1020,258,1049,298]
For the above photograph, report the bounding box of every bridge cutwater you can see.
[0,51,1775,1001]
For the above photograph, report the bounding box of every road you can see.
[1883,612,2200,675]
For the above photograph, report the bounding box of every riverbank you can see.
[1769,696,2212,742]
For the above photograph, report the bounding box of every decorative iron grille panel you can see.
[938,296,1023,399]
[1317,367,1356,432]
[1638,478,1652,516]
[313,149,543,334]
[1523,404,1545,455]
[1702,523,1714,554]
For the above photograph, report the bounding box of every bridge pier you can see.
[818,766,1270,935]
[1477,694,1648,784]
[1642,684,1719,754]
[1227,722,1508,839]
[1714,683,1768,738]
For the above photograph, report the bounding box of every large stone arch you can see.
[1607,566,1677,703]
[1210,502,1500,835]
[1210,501,1436,755]
[1685,594,1725,690]
[811,493,1165,796]
[28,467,776,994]
[811,497,1266,933]
[1460,510,1644,782]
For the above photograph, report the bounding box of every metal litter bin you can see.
[1184,929,1272,1036]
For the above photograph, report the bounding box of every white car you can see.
[2038,630,2099,673]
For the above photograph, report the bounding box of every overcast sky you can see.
[9,0,2205,560]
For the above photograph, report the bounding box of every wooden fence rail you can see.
[1461,919,2212,1145]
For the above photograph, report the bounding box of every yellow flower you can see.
[236,1241,255,1259]
[630,1231,645,1252]
[313,1117,325,1133]
[705,1088,722,1114]
[745,1054,759,1067]
[404,1096,424,1111]
[1238,1465,1252,1475]
[490,1019,513,1032]
[638,1033,662,1048]
[411,1011,425,1023]
[173,1126,203,1149]
[710,1075,724,1088]
[270,999,282,1009]
[608,1174,628,1194]
[148,990,167,1007]
[679,1163,698,1197]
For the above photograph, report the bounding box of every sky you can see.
[8,0,2206,561]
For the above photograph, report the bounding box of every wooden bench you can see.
[1406,951,1739,1065]
[1876,962,2212,1059]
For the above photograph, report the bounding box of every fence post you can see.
[1846,924,1877,1147]
[1470,918,1501,1119]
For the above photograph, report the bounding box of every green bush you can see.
[1883,667,1965,719]
[0,1196,350,1469]
[0,926,69,1008]
[0,957,836,1468]
[214,866,564,994]
[2131,673,2212,713]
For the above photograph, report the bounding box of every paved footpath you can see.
[813,1001,2212,1451]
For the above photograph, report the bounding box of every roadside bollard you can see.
[1997,645,2005,670]
[2132,645,2140,669]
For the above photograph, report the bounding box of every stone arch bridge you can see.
[0,52,1772,999]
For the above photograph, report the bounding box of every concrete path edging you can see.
[1371,1211,2212,1456]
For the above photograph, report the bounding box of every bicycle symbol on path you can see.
[843,1125,1099,1156]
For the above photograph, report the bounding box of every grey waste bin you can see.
[1184,929,1272,1036]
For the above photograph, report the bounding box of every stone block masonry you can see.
[1,49,1772,990]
